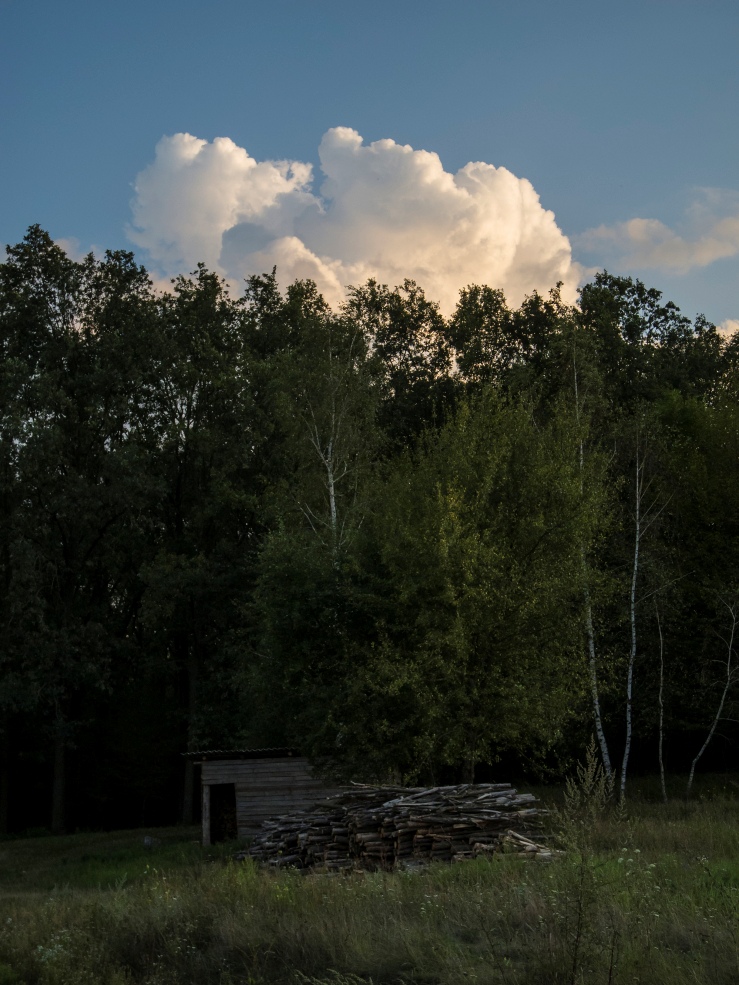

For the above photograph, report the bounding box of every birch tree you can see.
[570,332,613,777]
[617,412,674,800]
[686,596,739,799]
[654,600,668,802]
[270,280,378,558]
[249,280,380,753]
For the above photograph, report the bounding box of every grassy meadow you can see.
[0,775,738,985]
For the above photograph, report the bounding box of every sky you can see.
[1,0,737,328]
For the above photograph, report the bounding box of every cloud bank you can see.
[128,128,580,313]
[578,189,739,275]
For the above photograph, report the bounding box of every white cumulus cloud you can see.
[718,318,739,338]
[128,127,580,313]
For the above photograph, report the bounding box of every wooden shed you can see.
[186,749,337,845]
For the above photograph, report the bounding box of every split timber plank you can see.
[242,783,550,871]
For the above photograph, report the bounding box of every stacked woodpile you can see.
[241,782,552,870]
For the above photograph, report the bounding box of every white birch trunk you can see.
[573,347,612,775]
[304,397,347,566]
[325,437,339,562]
[620,449,642,801]
[584,570,612,776]
[686,601,737,799]
[655,600,667,803]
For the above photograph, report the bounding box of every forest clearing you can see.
[0,774,738,985]
[3,228,739,982]
[4,6,738,984]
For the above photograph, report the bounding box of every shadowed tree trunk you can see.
[655,600,667,803]
[0,723,9,835]
[51,713,66,835]
[181,640,199,825]
[686,598,737,799]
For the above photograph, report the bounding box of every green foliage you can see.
[357,390,602,777]
[2,228,739,830]
[0,963,22,985]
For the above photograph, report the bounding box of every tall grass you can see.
[0,783,737,984]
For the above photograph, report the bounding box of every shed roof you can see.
[183,748,301,761]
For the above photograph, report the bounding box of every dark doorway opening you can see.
[210,783,237,842]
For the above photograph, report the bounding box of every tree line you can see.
[1,225,738,834]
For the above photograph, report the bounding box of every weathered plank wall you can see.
[200,757,338,842]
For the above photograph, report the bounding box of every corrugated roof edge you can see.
[182,748,301,761]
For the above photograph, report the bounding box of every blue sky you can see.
[2,0,737,326]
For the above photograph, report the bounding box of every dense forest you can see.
[1,225,737,835]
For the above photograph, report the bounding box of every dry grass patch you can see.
[0,784,737,984]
